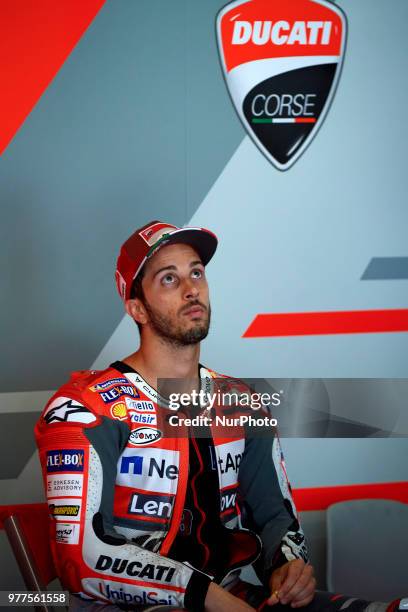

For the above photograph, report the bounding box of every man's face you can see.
[137,243,211,346]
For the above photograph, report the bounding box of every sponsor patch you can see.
[55,522,80,545]
[44,397,96,424]
[48,498,82,521]
[128,427,162,446]
[217,0,347,170]
[82,579,177,607]
[220,486,238,513]
[126,398,155,412]
[125,373,162,404]
[90,378,129,392]
[94,555,176,583]
[46,449,84,473]
[116,448,179,494]
[111,402,127,421]
[129,412,157,425]
[213,439,245,488]
[47,474,83,497]
[139,222,177,246]
[116,271,127,301]
[127,491,174,520]
[99,385,140,404]
[281,529,308,562]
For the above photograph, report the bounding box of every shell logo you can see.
[111,402,127,421]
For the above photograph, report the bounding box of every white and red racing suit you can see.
[35,361,307,610]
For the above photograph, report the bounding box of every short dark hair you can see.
[129,267,146,333]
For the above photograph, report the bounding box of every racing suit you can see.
[34,361,308,610]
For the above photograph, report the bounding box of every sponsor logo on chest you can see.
[90,378,129,392]
[127,491,174,519]
[110,401,127,420]
[82,578,176,606]
[116,448,179,494]
[212,439,245,488]
[95,555,176,583]
[99,385,140,404]
[128,427,162,446]
[127,398,155,412]
[129,412,157,425]
[221,487,238,513]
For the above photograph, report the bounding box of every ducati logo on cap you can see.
[216,0,347,170]
[139,222,177,246]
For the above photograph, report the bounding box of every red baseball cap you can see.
[115,220,218,301]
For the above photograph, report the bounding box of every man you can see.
[35,221,404,612]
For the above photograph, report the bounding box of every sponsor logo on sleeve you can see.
[55,522,80,545]
[128,428,162,446]
[46,449,85,473]
[82,579,177,606]
[217,0,347,170]
[48,498,82,521]
[47,474,83,497]
[44,397,96,424]
[111,402,127,421]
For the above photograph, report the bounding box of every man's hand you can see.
[267,559,316,608]
[204,582,256,612]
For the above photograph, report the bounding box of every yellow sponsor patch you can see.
[111,402,127,420]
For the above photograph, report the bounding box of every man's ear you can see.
[125,298,148,325]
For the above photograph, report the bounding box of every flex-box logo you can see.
[217,0,347,170]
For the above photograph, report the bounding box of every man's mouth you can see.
[182,305,206,317]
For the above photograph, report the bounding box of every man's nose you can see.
[182,278,199,300]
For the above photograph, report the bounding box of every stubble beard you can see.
[143,300,211,347]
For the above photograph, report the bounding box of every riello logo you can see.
[216,0,347,170]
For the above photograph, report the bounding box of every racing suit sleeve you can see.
[35,394,211,610]
[238,429,308,585]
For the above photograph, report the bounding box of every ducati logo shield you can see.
[216,0,347,170]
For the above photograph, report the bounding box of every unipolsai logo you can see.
[216,0,347,170]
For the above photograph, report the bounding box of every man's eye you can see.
[191,269,203,279]
[162,274,176,285]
